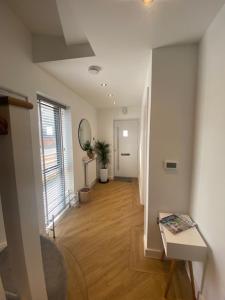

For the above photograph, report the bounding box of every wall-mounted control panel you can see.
[164,160,178,171]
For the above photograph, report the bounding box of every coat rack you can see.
[0,95,48,299]
[0,86,30,135]
[0,116,8,135]
[0,96,33,135]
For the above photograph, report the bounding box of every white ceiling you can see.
[6,0,87,43]
[6,0,225,108]
[7,0,63,36]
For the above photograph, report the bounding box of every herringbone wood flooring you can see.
[55,180,192,300]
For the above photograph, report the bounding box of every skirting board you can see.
[144,247,162,259]
[199,294,206,300]
[96,176,114,182]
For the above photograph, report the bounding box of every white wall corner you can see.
[144,247,162,259]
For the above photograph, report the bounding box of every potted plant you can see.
[83,140,94,159]
[95,141,110,183]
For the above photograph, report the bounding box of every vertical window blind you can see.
[38,96,71,227]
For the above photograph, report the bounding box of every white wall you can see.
[0,0,97,241]
[190,4,225,300]
[97,106,141,178]
[146,45,198,254]
[0,200,6,248]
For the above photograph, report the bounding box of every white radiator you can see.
[84,158,97,188]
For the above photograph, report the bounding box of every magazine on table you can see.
[159,214,197,234]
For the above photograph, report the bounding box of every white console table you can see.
[159,212,207,300]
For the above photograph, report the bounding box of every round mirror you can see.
[78,119,92,150]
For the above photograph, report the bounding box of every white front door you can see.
[114,119,139,178]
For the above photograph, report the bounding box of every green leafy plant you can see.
[95,141,110,169]
[83,140,94,158]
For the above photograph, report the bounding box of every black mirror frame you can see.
[78,119,91,150]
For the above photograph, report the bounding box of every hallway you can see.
[56,181,192,300]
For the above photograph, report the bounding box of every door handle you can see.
[121,153,131,156]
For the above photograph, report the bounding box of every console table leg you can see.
[188,261,196,300]
[161,249,165,261]
[164,259,176,298]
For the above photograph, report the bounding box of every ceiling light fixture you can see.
[88,65,102,75]
[143,0,154,5]
[101,83,107,87]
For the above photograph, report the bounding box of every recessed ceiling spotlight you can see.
[88,65,102,75]
[101,83,107,87]
[108,93,113,97]
[143,0,154,5]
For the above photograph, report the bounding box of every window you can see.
[38,95,73,227]
[123,130,128,137]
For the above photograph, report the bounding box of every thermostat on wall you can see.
[164,160,178,171]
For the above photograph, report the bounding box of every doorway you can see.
[114,119,139,178]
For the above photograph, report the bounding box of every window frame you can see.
[37,95,68,227]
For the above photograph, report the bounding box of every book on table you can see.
[159,214,197,234]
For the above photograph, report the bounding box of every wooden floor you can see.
[55,180,192,300]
